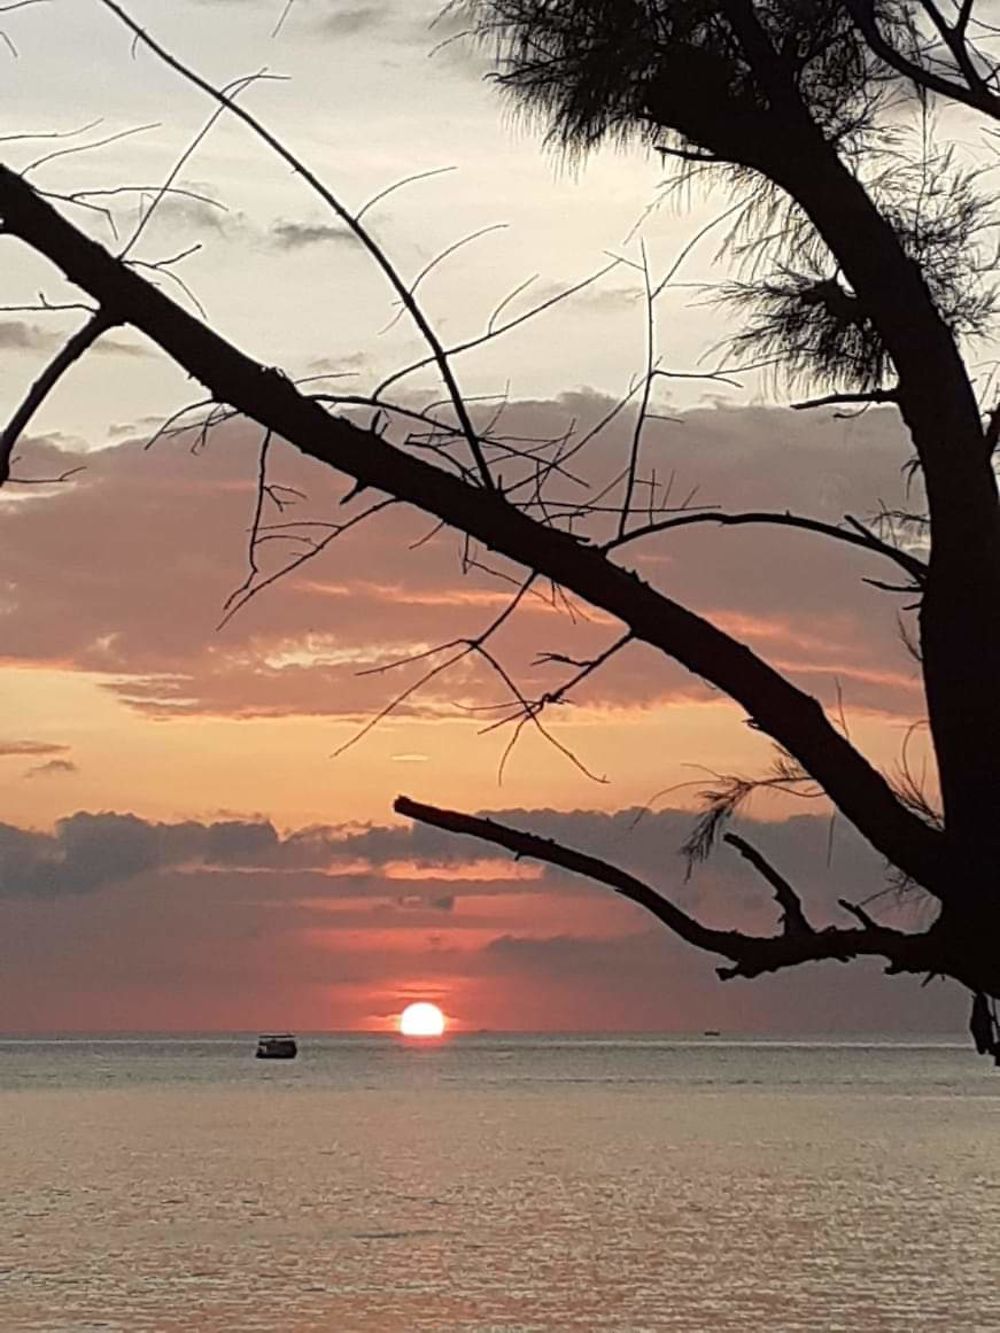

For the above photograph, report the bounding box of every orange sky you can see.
[0,403,961,1036]
[0,1,964,1035]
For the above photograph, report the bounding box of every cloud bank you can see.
[3,399,928,728]
[0,802,960,1034]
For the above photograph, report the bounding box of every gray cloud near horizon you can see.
[0,800,921,927]
[0,800,959,1034]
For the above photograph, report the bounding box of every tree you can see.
[3,0,1000,1056]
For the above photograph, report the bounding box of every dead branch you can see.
[5,465,84,487]
[218,494,395,629]
[224,427,272,611]
[334,574,537,760]
[120,70,275,262]
[838,897,878,929]
[603,508,927,583]
[618,241,655,538]
[394,794,736,952]
[473,632,633,780]
[23,121,159,176]
[848,0,1000,120]
[471,639,607,784]
[790,387,900,411]
[393,795,941,982]
[1,309,116,485]
[723,831,813,936]
[372,255,624,405]
[98,0,496,491]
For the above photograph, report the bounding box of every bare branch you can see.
[394,794,736,952]
[618,240,654,539]
[603,508,928,583]
[373,255,624,405]
[121,70,274,262]
[0,0,49,58]
[790,387,900,411]
[393,796,941,983]
[838,896,879,929]
[0,118,102,146]
[6,465,84,487]
[97,0,497,491]
[723,831,813,936]
[218,494,395,629]
[1,310,116,485]
[224,427,272,611]
[334,574,536,760]
[355,166,456,225]
[23,121,160,175]
[847,1,1000,119]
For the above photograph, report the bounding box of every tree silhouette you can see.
[3,0,1000,1055]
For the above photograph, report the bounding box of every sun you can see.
[399,1001,446,1038]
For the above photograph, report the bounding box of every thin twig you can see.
[98,0,496,490]
[1,310,116,484]
[603,508,928,581]
[723,832,813,936]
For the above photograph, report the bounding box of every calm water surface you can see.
[1,1035,997,1331]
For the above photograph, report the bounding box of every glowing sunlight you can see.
[399,1002,446,1038]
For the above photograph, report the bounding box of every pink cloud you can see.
[2,400,926,735]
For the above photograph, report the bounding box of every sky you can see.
[0,0,969,1033]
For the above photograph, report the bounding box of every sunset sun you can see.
[399,1002,446,1038]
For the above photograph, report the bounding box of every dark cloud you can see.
[0,798,926,937]
[316,5,384,36]
[306,0,448,44]
[146,193,232,234]
[306,350,366,374]
[270,220,359,249]
[473,927,964,1034]
[397,892,455,911]
[0,320,55,351]
[486,929,657,971]
[0,811,281,898]
[337,803,932,932]
[0,802,962,1032]
[203,817,281,864]
[25,759,78,779]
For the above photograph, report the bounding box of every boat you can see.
[255,1033,298,1060]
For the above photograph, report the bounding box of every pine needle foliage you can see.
[457,1,998,393]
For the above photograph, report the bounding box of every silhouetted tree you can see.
[4,0,1000,1055]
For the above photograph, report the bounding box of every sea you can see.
[1,1034,998,1332]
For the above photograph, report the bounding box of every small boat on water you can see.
[255,1033,298,1060]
